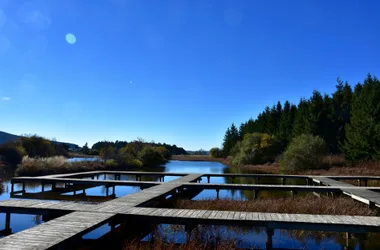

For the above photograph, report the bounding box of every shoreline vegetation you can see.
[0,135,187,176]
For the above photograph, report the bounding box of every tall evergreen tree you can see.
[222,127,232,156]
[278,101,295,150]
[292,99,310,137]
[222,123,240,156]
[344,74,380,162]
[332,79,353,152]
[266,103,281,135]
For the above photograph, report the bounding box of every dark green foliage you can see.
[280,134,328,173]
[332,79,353,152]
[278,101,296,149]
[292,99,310,137]
[154,146,172,159]
[223,73,380,165]
[0,142,26,165]
[81,143,90,155]
[99,145,116,160]
[222,123,240,156]
[231,133,280,166]
[91,140,186,156]
[137,146,167,166]
[209,147,223,158]
[344,74,380,162]
[20,135,68,157]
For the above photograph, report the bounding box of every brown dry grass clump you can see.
[239,162,281,174]
[302,161,380,176]
[171,196,379,216]
[15,156,119,176]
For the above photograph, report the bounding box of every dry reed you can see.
[170,196,379,216]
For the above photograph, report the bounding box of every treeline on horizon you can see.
[86,140,187,156]
[0,134,188,168]
[219,73,380,164]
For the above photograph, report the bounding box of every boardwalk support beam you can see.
[266,228,274,250]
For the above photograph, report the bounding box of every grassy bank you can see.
[168,196,379,216]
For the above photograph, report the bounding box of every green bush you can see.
[154,146,172,160]
[231,133,279,166]
[105,159,119,168]
[280,134,328,173]
[209,147,223,158]
[0,143,27,165]
[99,145,116,160]
[129,159,143,167]
[137,146,166,167]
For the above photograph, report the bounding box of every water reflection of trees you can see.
[146,224,380,249]
[0,180,4,195]
[223,168,304,200]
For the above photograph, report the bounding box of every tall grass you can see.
[169,196,379,216]
[15,156,116,176]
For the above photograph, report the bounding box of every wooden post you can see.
[106,186,109,197]
[345,232,350,249]
[216,189,220,199]
[91,176,94,180]
[41,183,45,192]
[358,179,361,187]
[3,213,11,235]
[306,178,309,186]
[162,176,164,182]
[363,179,368,187]
[52,183,57,191]
[357,233,366,250]
[256,177,260,184]
[291,190,298,197]
[282,177,286,185]
[112,186,115,195]
[254,190,258,200]
[207,176,210,183]
[22,183,25,194]
[97,175,99,180]
[83,189,86,195]
[11,183,14,193]
[232,176,235,183]
[266,228,274,250]
[73,190,76,195]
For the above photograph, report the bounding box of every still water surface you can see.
[0,160,377,249]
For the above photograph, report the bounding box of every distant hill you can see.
[0,131,79,149]
[0,131,19,145]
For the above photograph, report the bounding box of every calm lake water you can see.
[0,160,378,249]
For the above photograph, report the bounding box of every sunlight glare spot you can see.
[65,33,76,44]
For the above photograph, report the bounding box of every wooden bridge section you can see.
[1,171,380,249]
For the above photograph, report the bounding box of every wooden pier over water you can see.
[1,171,380,249]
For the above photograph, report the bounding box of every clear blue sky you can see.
[0,0,379,150]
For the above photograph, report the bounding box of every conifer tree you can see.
[344,74,380,162]
[292,99,310,137]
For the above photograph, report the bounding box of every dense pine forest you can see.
[219,74,380,166]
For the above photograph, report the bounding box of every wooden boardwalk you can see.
[1,171,380,249]
[0,212,114,250]
[312,176,380,208]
